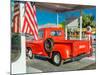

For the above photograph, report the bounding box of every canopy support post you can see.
[80,10,82,40]
[57,12,59,26]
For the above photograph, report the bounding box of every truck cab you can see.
[38,27,65,41]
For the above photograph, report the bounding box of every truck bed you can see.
[54,40,89,44]
[54,40,90,57]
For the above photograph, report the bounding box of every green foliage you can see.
[60,21,66,28]
[60,14,96,28]
[82,14,96,28]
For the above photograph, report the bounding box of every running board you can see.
[71,54,90,61]
[63,54,90,64]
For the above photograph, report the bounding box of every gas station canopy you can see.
[35,2,95,12]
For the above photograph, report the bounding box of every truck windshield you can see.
[38,30,44,39]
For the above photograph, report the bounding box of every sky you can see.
[36,7,96,26]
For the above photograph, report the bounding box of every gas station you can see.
[11,1,96,74]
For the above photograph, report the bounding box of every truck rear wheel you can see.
[26,48,33,59]
[52,52,62,66]
[44,38,54,53]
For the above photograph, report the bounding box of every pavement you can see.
[27,65,42,73]
[79,63,96,70]
[26,45,96,73]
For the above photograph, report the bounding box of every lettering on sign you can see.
[79,45,86,49]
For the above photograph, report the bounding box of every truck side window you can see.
[38,30,44,39]
[51,31,62,36]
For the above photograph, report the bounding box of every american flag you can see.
[22,2,38,40]
[13,2,20,33]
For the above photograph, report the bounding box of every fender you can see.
[26,41,35,53]
[53,44,71,60]
[26,42,33,49]
[26,41,42,54]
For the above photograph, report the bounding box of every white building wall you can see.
[65,18,79,40]
[67,18,78,29]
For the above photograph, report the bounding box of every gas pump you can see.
[86,26,93,56]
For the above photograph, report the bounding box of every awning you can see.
[35,2,95,12]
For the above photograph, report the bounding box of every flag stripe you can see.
[25,13,38,39]
[25,6,38,36]
[13,2,20,33]
[14,7,19,12]
[13,17,16,32]
[25,22,28,33]
[28,3,38,27]
[26,4,38,31]
[27,26,30,33]
[14,17,18,32]
[33,5,37,23]
[14,12,20,17]
[17,15,20,32]
[26,3,38,31]
[25,13,38,40]
[13,16,18,32]
[22,17,26,33]
[22,2,38,40]
[26,23,29,33]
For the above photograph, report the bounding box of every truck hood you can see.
[26,39,43,45]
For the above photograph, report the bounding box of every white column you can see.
[57,12,59,26]
[20,3,26,74]
[80,10,82,40]
[12,3,26,74]
[65,25,67,40]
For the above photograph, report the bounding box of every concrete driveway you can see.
[26,45,96,73]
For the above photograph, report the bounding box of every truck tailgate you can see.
[72,40,90,57]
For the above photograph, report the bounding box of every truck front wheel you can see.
[52,52,62,66]
[26,48,33,59]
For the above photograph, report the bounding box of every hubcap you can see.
[28,49,32,57]
[54,54,60,64]
[26,49,28,53]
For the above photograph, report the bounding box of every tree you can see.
[81,14,96,28]
[60,14,96,28]
[59,21,66,28]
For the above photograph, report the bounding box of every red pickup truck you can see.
[26,27,92,66]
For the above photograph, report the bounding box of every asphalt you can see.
[79,63,96,70]
[26,45,96,73]
[11,41,96,74]
[26,54,96,73]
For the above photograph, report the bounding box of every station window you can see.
[38,30,44,39]
[11,33,21,62]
